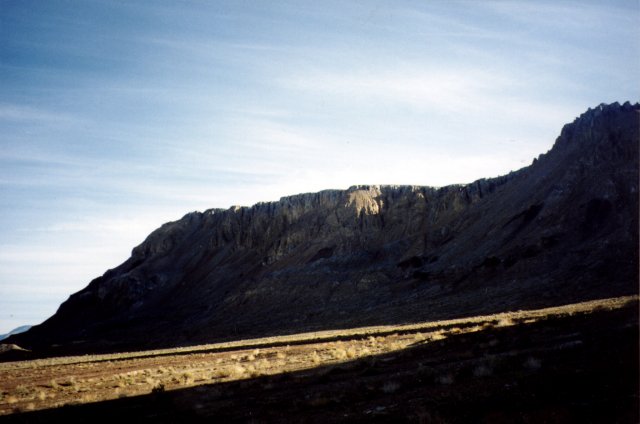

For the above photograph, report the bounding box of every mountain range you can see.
[7,102,639,356]
[0,326,31,342]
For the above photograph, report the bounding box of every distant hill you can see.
[0,325,32,341]
[9,102,639,356]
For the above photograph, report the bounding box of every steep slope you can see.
[11,102,639,354]
[0,326,32,342]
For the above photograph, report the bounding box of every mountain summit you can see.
[11,102,639,355]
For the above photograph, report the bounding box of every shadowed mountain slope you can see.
[10,102,639,355]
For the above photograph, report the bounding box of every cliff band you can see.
[11,102,639,354]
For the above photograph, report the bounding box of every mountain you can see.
[0,325,32,342]
[9,102,639,355]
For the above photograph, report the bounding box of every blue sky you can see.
[1,0,638,334]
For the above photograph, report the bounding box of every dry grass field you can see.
[0,295,637,422]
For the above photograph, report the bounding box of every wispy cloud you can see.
[282,65,579,133]
[285,68,511,111]
[1,0,637,333]
[0,104,81,125]
[482,1,636,33]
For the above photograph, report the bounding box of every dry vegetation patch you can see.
[0,295,636,415]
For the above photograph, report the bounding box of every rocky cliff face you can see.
[12,102,639,354]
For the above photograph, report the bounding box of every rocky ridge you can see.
[10,102,639,354]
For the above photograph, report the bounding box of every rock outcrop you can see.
[10,102,639,355]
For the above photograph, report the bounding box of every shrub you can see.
[524,357,542,370]
[230,365,246,377]
[15,385,30,397]
[212,368,231,379]
[181,372,194,384]
[430,332,447,341]
[388,341,403,350]
[346,346,357,358]
[496,317,515,327]
[473,364,493,377]
[332,348,347,360]
[438,374,454,385]
[151,383,165,394]
[382,381,400,393]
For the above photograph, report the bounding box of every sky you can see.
[0,0,638,334]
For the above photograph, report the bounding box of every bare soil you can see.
[0,296,637,423]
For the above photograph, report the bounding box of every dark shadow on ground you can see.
[2,304,638,423]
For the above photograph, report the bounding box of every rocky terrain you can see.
[7,102,639,355]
